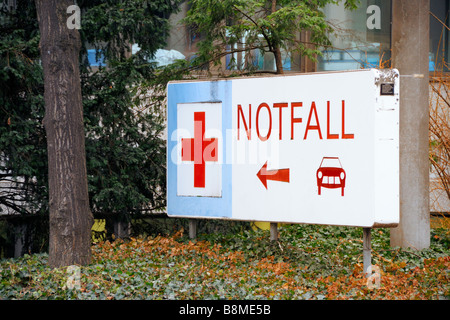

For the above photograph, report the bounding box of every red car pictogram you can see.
[316,157,346,196]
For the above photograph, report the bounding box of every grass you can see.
[0,223,449,300]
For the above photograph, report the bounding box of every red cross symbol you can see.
[181,112,218,188]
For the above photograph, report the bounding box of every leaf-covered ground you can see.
[0,224,449,300]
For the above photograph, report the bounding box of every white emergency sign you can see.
[166,69,400,228]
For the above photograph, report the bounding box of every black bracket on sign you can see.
[380,83,395,95]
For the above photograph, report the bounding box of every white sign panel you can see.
[167,69,399,228]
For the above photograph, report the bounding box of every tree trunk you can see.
[36,0,93,268]
[273,47,284,74]
[271,0,284,74]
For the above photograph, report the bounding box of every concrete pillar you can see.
[14,223,28,258]
[189,219,197,239]
[391,0,430,250]
[113,220,130,239]
[270,222,278,241]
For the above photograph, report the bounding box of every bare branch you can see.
[430,11,450,31]
[232,4,275,53]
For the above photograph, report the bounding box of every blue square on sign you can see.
[167,80,232,218]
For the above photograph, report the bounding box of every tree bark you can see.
[36,0,93,267]
[271,0,284,74]
[273,46,284,74]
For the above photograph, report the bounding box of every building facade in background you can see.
[163,0,447,74]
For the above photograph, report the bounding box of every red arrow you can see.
[256,161,290,189]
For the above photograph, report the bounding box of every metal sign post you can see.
[363,228,372,277]
[189,219,197,239]
[270,222,278,241]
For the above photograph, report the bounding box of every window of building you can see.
[430,0,450,72]
[167,1,449,74]
[222,1,392,73]
[87,49,105,67]
[224,35,293,72]
[318,0,392,71]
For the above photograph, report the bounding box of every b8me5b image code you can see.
[223,304,271,315]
